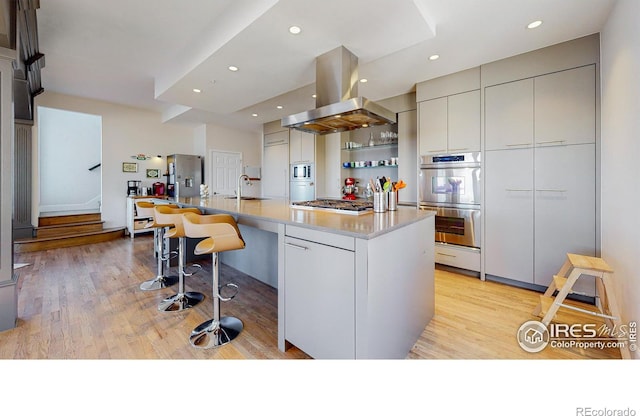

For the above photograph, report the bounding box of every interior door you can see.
[209,150,242,196]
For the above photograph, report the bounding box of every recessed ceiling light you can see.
[360,78,368,83]
[527,20,543,29]
[429,54,440,61]
[192,88,201,93]
[312,94,317,98]
[252,113,258,117]
[289,26,301,35]
[276,105,283,109]
[228,65,239,72]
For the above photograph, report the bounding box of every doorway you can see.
[209,150,242,196]
[38,107,102,216]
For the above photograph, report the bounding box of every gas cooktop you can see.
[291,199,373,215]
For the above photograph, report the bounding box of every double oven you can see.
[419,152,481,250]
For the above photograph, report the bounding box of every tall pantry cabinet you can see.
[262,129,289,199]
[484,63,597,294]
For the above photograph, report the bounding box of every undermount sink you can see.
[223,196,268,201]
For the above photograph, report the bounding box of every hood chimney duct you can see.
[315,46,358,107]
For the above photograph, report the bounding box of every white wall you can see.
[601,0,640,358]
[38,107,102,213]
[203,123,262,197]
[34,91,199,228]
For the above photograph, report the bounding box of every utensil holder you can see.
[388,191,397,211]
[373,192,386,213]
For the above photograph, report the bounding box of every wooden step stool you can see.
[533,253,630,359]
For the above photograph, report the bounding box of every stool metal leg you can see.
[140,227,179,291]
[189,252,243,348]
[158,237,204,312]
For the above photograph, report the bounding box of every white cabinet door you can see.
[262,143,288,198]
[448,90,480,152]
[300,132,315,163]
[284,236,355,359]
[264,130,288,146]
[535,65,596,147]
[534,144,596,291]
[288,130,300,163]
[290,130,315,164]
[484,149,534,283]
[418,97,447,155]
[485,78,534,151]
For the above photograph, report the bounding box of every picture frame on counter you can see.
[122,162,138,173]
[146,168,161,179]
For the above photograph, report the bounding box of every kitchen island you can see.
[169,195,435,359]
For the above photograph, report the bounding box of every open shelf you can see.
[342,143,398,151]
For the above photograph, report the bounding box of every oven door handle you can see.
[420,205,481,214]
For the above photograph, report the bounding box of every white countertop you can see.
[168,195,432,239]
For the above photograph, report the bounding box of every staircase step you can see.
[36,221,105,238]
[14,227,126,253]
[38,213,102,227]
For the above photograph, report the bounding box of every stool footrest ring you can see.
[160,251,179,262]
[183,263,202,277]
[218,283,239,302]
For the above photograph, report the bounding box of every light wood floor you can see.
[3,235,620,359]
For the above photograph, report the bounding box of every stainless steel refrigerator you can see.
[167,154,203,198]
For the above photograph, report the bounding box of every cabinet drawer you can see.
[435,243,480,272]
[134,219,150,230]
[285,225,354,251]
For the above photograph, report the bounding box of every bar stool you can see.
[154,205,205,312]
[135,201,179,291]
[182,212,245,348]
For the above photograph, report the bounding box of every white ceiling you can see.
[36,0,615,133]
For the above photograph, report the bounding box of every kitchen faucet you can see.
[237,174,250,202]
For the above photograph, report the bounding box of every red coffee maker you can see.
[152,182,165,196]
[342,177,358,200]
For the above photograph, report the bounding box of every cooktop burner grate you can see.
[291,199,373,213]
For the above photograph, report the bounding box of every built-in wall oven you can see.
[290,163,315,201]
[419,152,481,252]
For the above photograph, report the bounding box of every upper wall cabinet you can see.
[485,79,534,150]
[418,90,480,155]
[534,65,596,147]
[485,65,596,151]
[264,130,289,146]
[289,130,315,164]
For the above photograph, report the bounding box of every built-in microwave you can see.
[291,163,313,181]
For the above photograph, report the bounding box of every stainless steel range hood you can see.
[281,46,396,135]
